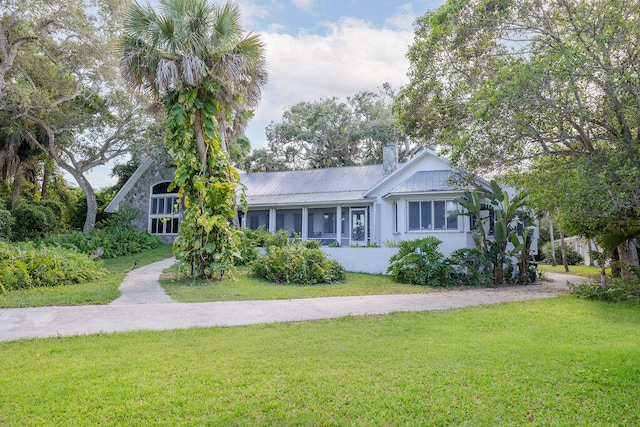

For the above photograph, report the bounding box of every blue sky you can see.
[86,0,446,187]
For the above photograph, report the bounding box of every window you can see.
[408,200,459,231]
[393,202,399,233]
[149,182,180,235]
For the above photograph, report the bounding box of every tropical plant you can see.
[453,180,533,285]
[387,237,454,287]
[120,0,267,278]
[446,248,493,287]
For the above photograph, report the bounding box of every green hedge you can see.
[0,242,106,292]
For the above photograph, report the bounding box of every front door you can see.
[350,208,367,246]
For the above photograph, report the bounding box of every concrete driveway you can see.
[0,259,585,343]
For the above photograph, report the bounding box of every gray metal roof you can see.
[386,170,460,195]
[240,164,389,206]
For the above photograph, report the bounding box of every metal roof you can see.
[386,170,460,195]
[240,164,390,205]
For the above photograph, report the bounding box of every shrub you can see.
[387,237,454,287]
[447,248,494,287]
[570,279,640,303]
[0,209,14,241]
[0,241,106,292]
[264,229,293,248]
[540,242,584,265]
[236,230,260,266]
[12,202,58,240]
[44,226,162,259]
[251,241,345,285]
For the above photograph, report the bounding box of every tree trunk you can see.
[10,163,23,210]
[194,109,208,169]
[560,231,569,272]
[549,214,557,266]
[41,158,53,199]
[617,238,639,280]
[65,167,97,232]
[610,248,621,278]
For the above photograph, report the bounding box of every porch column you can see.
[336,206,342,246]
[301,207,308,240]
[269,208,276,233]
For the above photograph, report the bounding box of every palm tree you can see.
[119,0,267,278]
[119,0,267,166]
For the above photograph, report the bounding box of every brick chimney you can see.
[383,143,398,177]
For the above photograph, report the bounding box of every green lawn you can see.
[1,297,639,425]
[161,267,441,302]
[0,244,174,308]
[538,264,609,278]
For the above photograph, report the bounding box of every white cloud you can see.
[292,0,315,11]
[248,17,414,147]
[386,3,418,31]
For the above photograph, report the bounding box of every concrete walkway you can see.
[0,259,587,343]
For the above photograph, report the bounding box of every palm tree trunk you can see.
[194,109,208,169]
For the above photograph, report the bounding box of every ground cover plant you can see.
[1,298,639,425]
[0,244,173,308]
[0,241,105,293]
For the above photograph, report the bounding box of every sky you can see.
[83,0,446,188]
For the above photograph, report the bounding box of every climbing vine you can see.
[163,87,240,279]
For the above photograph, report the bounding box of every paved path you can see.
[0,259,586,343]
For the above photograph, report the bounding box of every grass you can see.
[161,267,441,302]
[0,244,174,308]
[1,297,639,425]
[538,264,609,278]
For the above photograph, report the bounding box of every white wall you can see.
[322,247,399,275]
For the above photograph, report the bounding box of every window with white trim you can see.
[149,182,180,235]
[408,200,459,231]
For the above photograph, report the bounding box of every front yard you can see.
[160,267,441,302]
[1,297,638,425]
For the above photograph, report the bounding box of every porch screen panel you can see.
[275,209,303,236]
[246,210,269,230]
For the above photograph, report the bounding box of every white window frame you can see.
[149,181,181,235]
[407,200,460,232]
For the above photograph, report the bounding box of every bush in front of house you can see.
[0,241,106,292]
[387,237,454,287]
[447,248,494,287]
[570,279,640,303]
[540,242,584,265]
[251,240,345,285]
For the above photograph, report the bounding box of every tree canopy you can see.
[397,0,640,272]
[258,86,420,171]
[1,0,158,231]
